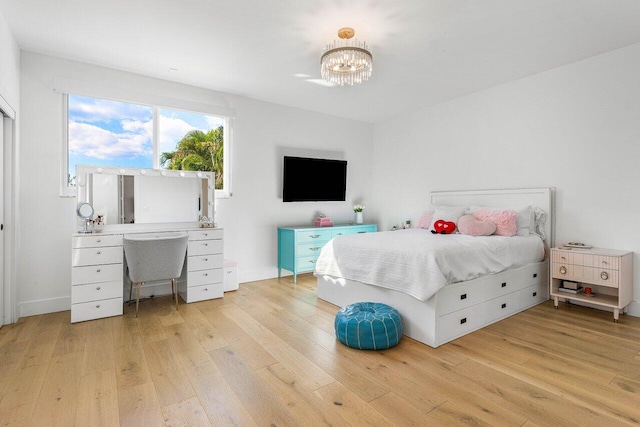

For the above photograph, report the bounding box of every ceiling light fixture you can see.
[321,27,372,86]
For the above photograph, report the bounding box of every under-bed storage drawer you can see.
[437,305,486,344]
[435,279,485,315]
[517,282,549,309]
[484,292,519,324]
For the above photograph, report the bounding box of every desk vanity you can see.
[72,165,221,323]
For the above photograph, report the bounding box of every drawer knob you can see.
[204,288,208,291]
[203,273,208,276]
[501,303,507,309]
[96,239,101,243]
[460,293,467,300]
[310,234,321,238]
[559,266,566,274]
[533,291,537,297]
[460,318,467,325]
[203,243,208,246]
[309,260,317,264]
[561,256,566,260]
[96,269,101,273]
[501,282,507,288]
[96,286,101,290]
[533,273,537,278]
[96,304,101,308]
[602,260,608,265]
[97,251,101,255]
[601,271,609,280]
[309,247,320,251]
[203,258,208,261]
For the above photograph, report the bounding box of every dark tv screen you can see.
[283,156,347,202]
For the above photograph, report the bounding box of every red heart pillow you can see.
[433,219,456,234]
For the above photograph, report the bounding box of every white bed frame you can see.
[317,187,555,348]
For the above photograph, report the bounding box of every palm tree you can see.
[161,126,224,188]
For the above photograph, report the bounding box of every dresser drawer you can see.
[72,263,123,285]
[296,255,320,272]
[187,268,224,287]
[188,240,223,256]
[297,242,325,257]
[71,297,123,323]
[72,246,123,267]
[72,280,122,304]
[186,283,223,302]
[189,229,223,241]
[73,234,123,248]
[188,253,223,272]
[296,229,332,244]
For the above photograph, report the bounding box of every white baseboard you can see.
[239,267,281,284]
[19,295,71,318]
[625,301,640,317]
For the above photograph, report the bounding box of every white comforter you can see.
[314,229,544,302]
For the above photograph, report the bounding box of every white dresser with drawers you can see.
[71,226,224,323]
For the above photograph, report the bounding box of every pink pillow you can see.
[458,214,497,236]
[474,209,517,236]
[415,211,434,229]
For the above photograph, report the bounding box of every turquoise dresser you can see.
[278,224,377,283]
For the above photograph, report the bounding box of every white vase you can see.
[356,212,363,224]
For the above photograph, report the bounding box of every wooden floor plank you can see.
[143,339,196,407]
[209,346,302,426]
[81,317,115,376]
[118,382,164,427]
[75,369,120,426]
[161,396,211,427]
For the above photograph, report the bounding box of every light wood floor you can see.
[1,274,640,426]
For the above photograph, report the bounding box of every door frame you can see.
[1,92,17,326]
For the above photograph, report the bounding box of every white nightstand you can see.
[550,246,633,321]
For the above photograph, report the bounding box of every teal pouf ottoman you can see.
[334,302,403,350]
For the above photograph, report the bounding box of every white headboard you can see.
[430,187,555,249]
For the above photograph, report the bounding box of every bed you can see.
[315,188,555,348]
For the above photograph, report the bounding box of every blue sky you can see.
[68,95,224,178]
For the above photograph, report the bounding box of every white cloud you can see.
[158,116,200,153]
[69,120,152,160]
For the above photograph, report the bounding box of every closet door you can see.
[0,115,4,328]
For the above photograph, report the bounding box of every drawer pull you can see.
[460,293,467,300]
[96,304,101,308]
[203,273,208,277]
[310,234,321,238]
[203,258,208,261]
[533,291,537,297]
[204,288,208,291]
[501,282,507,288]
[602,260,608,265]
[96,239,101,243]
[203,233,208,237]
[561,256,566,260]
[309,247,320,251]
[309,260,317,264]
[96,286,101,290]
[601,271,609,280]
[96,251,101,255]
[501,303,507,309]
[203,243,208,246]
[533,273,537,278]
[357,231,366,233]
[460,318,467,325]
[559,266,566,274]
[96,269,101,273]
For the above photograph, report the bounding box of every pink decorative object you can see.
[474,209,517,236]
[314,217,334,227]
[458,214,497,236]
[415,211,434,229]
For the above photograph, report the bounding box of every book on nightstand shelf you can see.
[558,286,584,294]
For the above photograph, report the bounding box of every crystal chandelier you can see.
[321,27,373,86]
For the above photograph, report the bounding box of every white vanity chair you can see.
[124,232,188,317]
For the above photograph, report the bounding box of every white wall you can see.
[371,42,640,315]
[19,52,373,316]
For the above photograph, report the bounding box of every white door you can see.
[0,115,4,328]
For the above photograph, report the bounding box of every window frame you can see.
[60,91,233,199]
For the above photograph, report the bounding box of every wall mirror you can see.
[76,165,215,226]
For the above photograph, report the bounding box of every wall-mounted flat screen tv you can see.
[283,156,347,202]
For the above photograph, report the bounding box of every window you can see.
[64,94,230,196]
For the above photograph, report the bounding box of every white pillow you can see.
[470,205,534,237]
[429,205,468,233]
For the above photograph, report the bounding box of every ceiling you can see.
[2,0,640,123]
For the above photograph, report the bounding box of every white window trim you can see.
[58,83,235,198]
